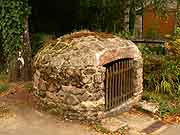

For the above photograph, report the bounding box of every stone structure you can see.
[33,31,143,121]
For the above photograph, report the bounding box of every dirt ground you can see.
[0,82,106,135]
[1,81,180,135]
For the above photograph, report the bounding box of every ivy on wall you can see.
[0,0,31,58]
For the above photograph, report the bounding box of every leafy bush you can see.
[159,101,177,117]
[116,31,132,39]
[79,0,129,32]
[140,37,180,96]
[144,56,180,95]
[140,35,180,117]
[175,27,180,37]
[30,33,56,56]
[143,91,180,117]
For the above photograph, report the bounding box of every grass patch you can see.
[0,83,9,93]
[93,122,128,135]
[94,123,110,134]
[139,40,180,118]
[143,91,180,118]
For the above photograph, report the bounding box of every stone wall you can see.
[33,31,143,121]
[34,66,106,121]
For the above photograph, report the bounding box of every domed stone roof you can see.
[34,31,141,69]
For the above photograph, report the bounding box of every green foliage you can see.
[177,8,180,27]
[31,33,46,56]
[116,31,133,39]
[0,63,6,73]
[142,45,180,96]
[78,0,170,34]
[94,123,109,134]
[79,0,128,32]
[151,0,167,14]
[0,83,9,93]
[159,101,177,117]
[30,33,56,56]
[0,73,7,81]
[0,0,31,57]
[0,44,6,71]
[143,91,180,117]
[176,27,180,36]
[140,34,180,117]
[139,37,180,96]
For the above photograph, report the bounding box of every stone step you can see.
[117,111,158,131]
[140,121,167,135]
[138,101,159,114]
[150,124,169,135]
[100,110,173,135]
[100,117,128,132]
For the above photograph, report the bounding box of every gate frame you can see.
[104,58,135,110]
[102,56,143,117]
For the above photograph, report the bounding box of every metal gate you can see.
[104,58,134,110]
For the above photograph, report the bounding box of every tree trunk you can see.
[123,0,130,32]
[22,16,32,81]
[9,16,32,82]
[129,0,136,35]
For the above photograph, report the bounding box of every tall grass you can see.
[139,37,180,96]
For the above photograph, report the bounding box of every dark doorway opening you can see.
[104,58,134,110]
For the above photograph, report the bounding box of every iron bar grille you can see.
[104,58,134,110]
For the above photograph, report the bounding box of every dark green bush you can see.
[79,0,129,32]
[139,38,180,96]
[31,33,46,57]
[30,33,56,56]
[143,89,180,117]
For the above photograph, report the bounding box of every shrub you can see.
[31,33,56,56]
[140,37,180,96]
[143,91,180,117]
[79,0,129,32]
[176,27,180,36]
